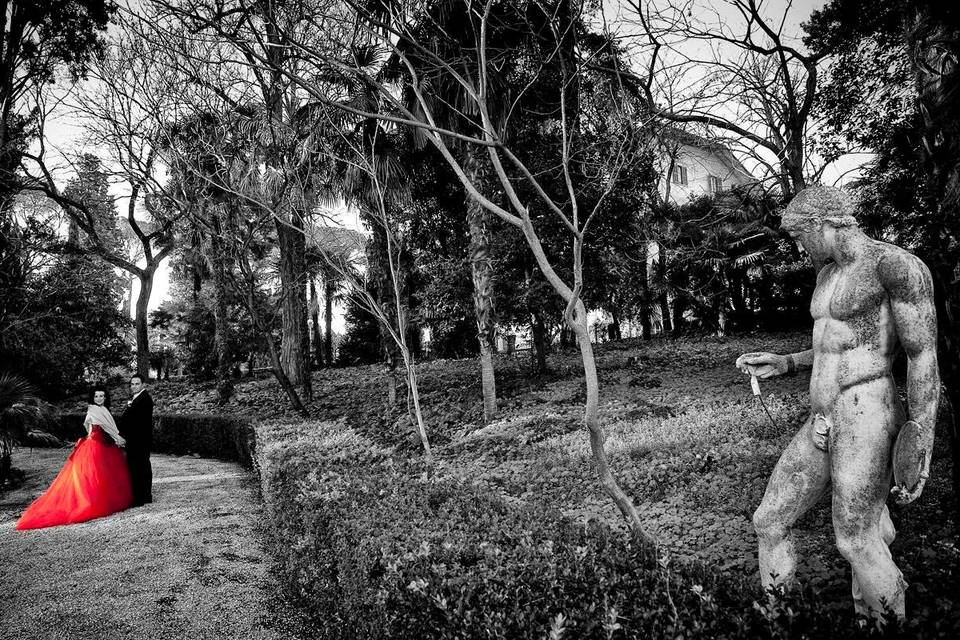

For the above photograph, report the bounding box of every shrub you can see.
[43,412,254,468]
[152,413,255,467]
[253,419,928,640]
[45,412,86,442]
[336,295,382,366]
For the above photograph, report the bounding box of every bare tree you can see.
[16,35,179,379]
[613,0,828,196]
[312,128,433,457]
[227,203,310,417]
[145,0,658,538]
[0,1,113,211]
[126,0,331,402]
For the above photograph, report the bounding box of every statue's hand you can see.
[735,352,786,379]
[890,420,930,506]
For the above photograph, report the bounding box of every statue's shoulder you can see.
[874,242,933,294]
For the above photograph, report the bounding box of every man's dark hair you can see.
[88,384,111,408]
[130,374,144,384]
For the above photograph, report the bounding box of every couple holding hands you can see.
[16,375,154,530]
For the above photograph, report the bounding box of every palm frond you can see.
[25,429,66,448]
[734,251,766,267]
[0,373,36,412]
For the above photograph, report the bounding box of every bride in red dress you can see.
[16,386,134,530]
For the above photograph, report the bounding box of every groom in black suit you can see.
[119,374,154,506]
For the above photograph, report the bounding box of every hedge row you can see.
[252,419,932,640]
[48,412,254,468]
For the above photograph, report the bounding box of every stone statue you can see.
[735,186,940,622]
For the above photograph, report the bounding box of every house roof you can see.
[656,124,755,182]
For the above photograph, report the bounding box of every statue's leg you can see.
[831,384,905,622]
[753,414,831,593]
[851,504,896,613]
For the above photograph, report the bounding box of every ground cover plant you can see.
[254,418,866,639]
[57,331,960,635]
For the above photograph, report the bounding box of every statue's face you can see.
[783,220,833,266]
[94,390,106,406]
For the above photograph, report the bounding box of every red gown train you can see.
[16,426,134,530]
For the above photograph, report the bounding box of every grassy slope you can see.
[95,331,959,622]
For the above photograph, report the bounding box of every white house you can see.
[495,129,759,348]
[643,128,758,336]
[656,128,755,204]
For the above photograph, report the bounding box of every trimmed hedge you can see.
[47,412,254,468]
[153,413,255,468]
[254,419,946,640]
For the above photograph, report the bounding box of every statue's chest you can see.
[810,264,886,321]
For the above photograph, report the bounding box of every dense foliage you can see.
[0,161,130,395]
[255,418,954,639]
[0,0,115,206]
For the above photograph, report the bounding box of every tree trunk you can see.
[265,331,308,417]
[530,310,549,374]
[640,301,652,339]
[671,297,686,335]
[134,269,154,381]
[466,154,498,423]
[671,268,688,336]
[365,215,403,408]
[784,133,807,196]
[727,266,751,330]
[569,300,653,543]
[609,308,622,341]
[310,277,323,368]
[323,274,335,365]
[652,242,672,334]
[276,216,312,402]
[399,346,431,458]
[243,271,307,417]
[210,217,234,404]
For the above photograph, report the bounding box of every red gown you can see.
[16,426,134,530]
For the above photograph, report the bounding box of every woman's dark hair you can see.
[87,384,111,409]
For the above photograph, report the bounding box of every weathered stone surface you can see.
[735,186,941,624]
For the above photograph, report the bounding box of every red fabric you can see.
[16,426,133,530]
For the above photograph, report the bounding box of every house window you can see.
[671,164,688,186]
[708,175,723,194]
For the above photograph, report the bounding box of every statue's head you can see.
[780,187,859,267]
[780,186,858,234]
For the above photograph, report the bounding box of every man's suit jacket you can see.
[119,391,154,453]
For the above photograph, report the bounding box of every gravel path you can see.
[0,447,313,640]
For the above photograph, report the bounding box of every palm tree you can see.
[306,224,366,366]
[0,373,39,485]
[162,107,314,415]
[390,0,535,423]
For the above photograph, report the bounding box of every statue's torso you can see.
[808,242,901,413]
